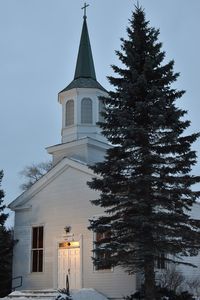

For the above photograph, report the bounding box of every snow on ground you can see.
[72,289,108,300]
[0,289,109,300]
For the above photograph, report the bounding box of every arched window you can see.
[99,99,105,122]
[81,98,93,124]
[65,100,74,126]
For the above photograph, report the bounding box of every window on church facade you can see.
[65,100,74,126]
[94,231,112,271]
[99,99,105,122]
[155,253,166,269]
[31,226,44,272]
[81,98,93,124]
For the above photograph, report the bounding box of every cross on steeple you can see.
[82,2,89,19]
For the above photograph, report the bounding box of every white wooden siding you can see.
[12,165,136,299]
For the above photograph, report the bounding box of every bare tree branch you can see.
[20,161,52,191]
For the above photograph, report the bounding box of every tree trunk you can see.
[144,257,156,300]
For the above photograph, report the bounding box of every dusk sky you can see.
[1,0,200,226]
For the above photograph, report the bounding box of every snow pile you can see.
[56,289,108,300]
[72,289,108,300]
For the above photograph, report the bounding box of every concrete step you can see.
[8,290,58,298]
[5,289,109,300]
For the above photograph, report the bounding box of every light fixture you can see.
[64,225,71,234]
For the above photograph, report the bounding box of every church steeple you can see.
[74,16,96,80]
[51,6,108,165]
[60,12,106,93]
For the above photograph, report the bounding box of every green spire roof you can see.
[74,16,96,80]
[59,16,107,94]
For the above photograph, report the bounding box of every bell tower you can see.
[47,8,109,165]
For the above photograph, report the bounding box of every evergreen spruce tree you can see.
[0,170,13,297]
[88,6,200,300]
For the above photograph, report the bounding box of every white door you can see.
[58,247,81,290]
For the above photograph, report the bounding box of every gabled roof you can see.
[59,16,107,94]
[8,157,98,210]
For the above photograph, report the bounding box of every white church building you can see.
[8,12,136,300]
[8,7,200,300]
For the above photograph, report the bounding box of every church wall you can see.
[52,144,88,165]
[51,142,106,166]
[174,203,200,288]
[154,202,200,294]
[87,144,107,165]
[82,231,136,298]
[12,165,136,299]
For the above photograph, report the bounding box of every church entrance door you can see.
[58,242,81,290]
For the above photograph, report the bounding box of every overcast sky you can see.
[1,0,200,226]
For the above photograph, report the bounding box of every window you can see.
[81,98,92,124]
[95,231,111,270]
[65,100,74,126]
[156,253,166,269]
[99,99,105,122]
[31,226,44,272]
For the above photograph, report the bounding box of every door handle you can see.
[68,268,70,275]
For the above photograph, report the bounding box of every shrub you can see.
[124,286,195,300]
